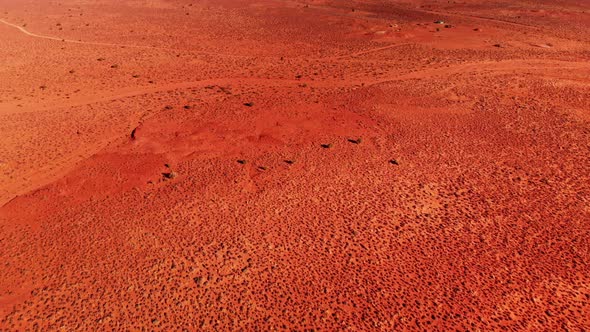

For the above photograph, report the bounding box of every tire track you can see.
[0,18,168,50]
[0,18,267,58]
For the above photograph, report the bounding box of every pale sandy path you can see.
[0,18,268,58]
[0,18,169,49]
[1,58,587,116]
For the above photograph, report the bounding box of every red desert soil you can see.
[1,0,589,330]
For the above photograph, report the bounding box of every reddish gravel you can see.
[1,0,589,330]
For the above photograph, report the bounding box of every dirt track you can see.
[0,18,168,49]
[0,0,589,330]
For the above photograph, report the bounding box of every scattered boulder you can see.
[389,159,400,165]
[321,143,333,149]
[243,102,254,107]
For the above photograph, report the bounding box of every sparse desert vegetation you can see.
[0,0,589,330]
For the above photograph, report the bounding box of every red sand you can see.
[1,0,589,330]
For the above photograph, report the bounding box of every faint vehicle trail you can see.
[1,59,587,118]
[0,18,168,49]
[327,43,414,60]
[280,0,541,30]
[417,8,542,30]
[0,16,410,61]
[0,18,264,58]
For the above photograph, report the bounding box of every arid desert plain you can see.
[0,0,589,330]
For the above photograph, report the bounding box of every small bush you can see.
[348,138,362,144]
[162,171,177,179]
